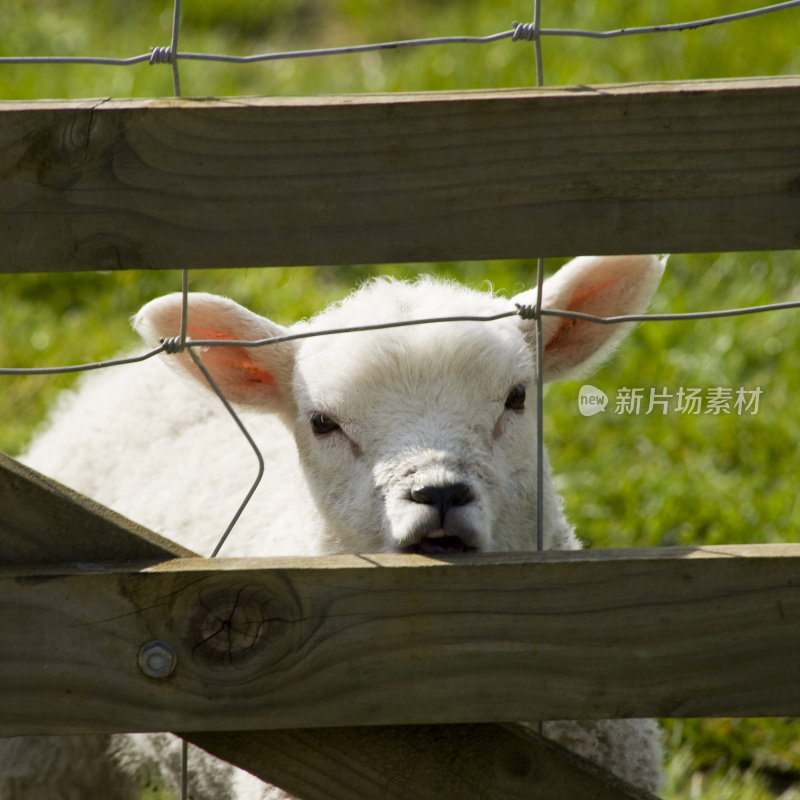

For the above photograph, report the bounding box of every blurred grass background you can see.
[1,1,799,798]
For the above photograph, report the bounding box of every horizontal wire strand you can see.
[0,1,797,67]
[4,298,800,376]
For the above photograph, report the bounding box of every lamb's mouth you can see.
[402,533,477,555]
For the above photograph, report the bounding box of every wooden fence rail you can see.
[3,543,800,736]
[0,75,799,274]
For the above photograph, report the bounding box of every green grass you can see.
[1,1,799,797]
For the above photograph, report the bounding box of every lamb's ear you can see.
[133,292,295,411]
[513,255,665,382]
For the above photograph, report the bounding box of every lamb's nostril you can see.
[410,482,475,506]
[409,482,475,523]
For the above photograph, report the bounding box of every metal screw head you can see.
[137,640,177,679]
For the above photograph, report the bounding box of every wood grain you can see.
[1,76,798,272]
[1,544,798,736]
[186,723,659,800]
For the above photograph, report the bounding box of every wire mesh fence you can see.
[2,0,799,550]
[1,2,800,798]
[2,0,800,91]
[2,0,800,97]
[0,9,797,549]
[4,284,800,557]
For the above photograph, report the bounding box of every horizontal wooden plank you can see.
[186,723,658,800]
[0,76,798,273]
[1,544,798,736]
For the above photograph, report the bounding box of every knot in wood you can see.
[21,114,91,190]
[187,583,289,668]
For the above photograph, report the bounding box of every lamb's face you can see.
[134,256,665,556]
[290,302,540,554]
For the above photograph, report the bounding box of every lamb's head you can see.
[134,255,664,555]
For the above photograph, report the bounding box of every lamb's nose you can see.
[409,482,475,523]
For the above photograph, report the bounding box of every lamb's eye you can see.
[310,412,340,435]
[505,384,526,411]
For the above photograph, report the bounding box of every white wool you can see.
[3,256,666,798]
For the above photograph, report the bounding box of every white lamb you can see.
[4,254,665,799]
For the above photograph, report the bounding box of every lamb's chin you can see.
[401,532,476,555]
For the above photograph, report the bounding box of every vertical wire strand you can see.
[535,259,545,555]
[170,0,182,97]
[179,272,190,800]
[174,0,185,791]
[532,0,544,88]
[180,269,189,345]
[180,737,189,800]
[532,0,546,741]
[532,0,545,553]
[535,256,545,742]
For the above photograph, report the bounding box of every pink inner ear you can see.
[222,351,278,388]
[566,276,618,315]
[187,325,239,342]
[543,318,602,376]
[186,325,279,394]
[544,276,620,361]
[545,316,580,354]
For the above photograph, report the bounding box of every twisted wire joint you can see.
[512,22,540,41]
[161,336,185,354]
[515,303,540,320]
[149,46,175,65]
